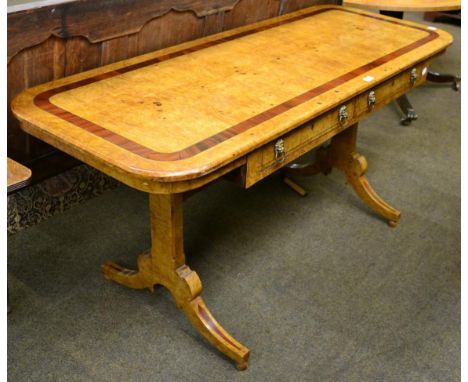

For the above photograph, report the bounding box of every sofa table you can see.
[11,5,452,369]
[343,0,461,125]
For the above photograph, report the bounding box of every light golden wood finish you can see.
[102,193,250,369]
[330,126,401,226]
[245,59,431,187]
[12,6,452,194]
[285,123,401,226]
[283,176,308,196]
[343,0,460,12]
[10,5,453,369]
[7,158,31,193]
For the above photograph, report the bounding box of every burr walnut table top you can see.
[342,0,460,12]
[12,5,452,192]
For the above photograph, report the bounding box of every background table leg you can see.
[396,95,418,126]
[427,71,460,91]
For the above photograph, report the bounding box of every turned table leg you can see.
[102,193,250,370]
[285,123,401,227]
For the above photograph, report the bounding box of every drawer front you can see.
[354,59,431,119]
[244,60,431,188]
[244,102,356,187]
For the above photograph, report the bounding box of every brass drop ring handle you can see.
[410,68,418,85]
[368,90,376,109]
[339,105,348,124]
[274,138,285,163]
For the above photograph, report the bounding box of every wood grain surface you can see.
[8,0,336,182]
[8,2,454,369]
[102,193,250,369]
[7,0,241,60]
[244,58,431,187]
[12,5,452,192]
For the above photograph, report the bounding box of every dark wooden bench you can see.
[7,157,31,313]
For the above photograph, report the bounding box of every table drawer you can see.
[244,59,431,188]
[354,59,431,119]
[244,102,356,187]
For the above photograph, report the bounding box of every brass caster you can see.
[388,220,398,228]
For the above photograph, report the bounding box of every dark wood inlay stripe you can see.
[198,303,243,351]
[34,8,439,162]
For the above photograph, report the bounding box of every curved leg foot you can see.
[184,296,250,370]
[102,252,155,291]
[345,153,401,225]
[104,193,249,369]
[285,125,401,225]
[396,95,418,126]
[329,124,401,225]
[427,71,461,91]
[167,265,250,370]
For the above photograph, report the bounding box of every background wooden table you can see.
[343,0,461,125]
[343,0,460,12]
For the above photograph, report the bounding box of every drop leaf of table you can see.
[11,5,452,369]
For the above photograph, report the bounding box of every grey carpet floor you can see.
[8,13,460,382]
